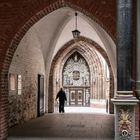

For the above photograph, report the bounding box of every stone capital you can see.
[111,91,139,105]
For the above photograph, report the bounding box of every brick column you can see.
[0,72,8,140]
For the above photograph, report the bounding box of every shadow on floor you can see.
[8,111,114,140]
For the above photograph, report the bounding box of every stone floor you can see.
[8,107,114,140]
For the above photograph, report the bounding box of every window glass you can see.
[18,75,22,95]
[9,74,16,90]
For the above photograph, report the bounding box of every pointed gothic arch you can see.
[48,36,114,113]
[62,51,90,106]
[0,2,115,115]
[0,1,116,139]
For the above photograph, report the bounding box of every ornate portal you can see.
[62,51,90,106]
[63,51,90,86]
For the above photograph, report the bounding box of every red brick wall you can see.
[0,0,138,140]
[0,1,116,139]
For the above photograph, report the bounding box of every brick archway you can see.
[48,36,115,114]
[0,1,115,139]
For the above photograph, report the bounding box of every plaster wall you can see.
[8,28,45,127]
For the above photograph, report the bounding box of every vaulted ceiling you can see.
[18,7,116,77]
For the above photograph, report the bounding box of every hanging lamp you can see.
[72,12,80,38]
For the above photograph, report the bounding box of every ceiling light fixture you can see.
[72,12,80,38]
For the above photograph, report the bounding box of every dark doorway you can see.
[37,74,44,117]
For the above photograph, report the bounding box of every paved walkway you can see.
[8,107,114,140]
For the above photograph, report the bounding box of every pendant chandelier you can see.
[72,12,80,38]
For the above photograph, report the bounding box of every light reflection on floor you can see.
[55,106,106,114]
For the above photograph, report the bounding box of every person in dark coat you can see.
[56,88,67,113]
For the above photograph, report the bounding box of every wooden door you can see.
[37,74,44,117]
[69,88,83,106]
[76,89,83,105]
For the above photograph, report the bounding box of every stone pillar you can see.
[112,0,139,139]
[117,0,132,90]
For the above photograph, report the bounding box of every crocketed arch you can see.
[48,36,114,113]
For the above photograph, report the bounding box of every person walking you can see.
[56,88,67,113]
